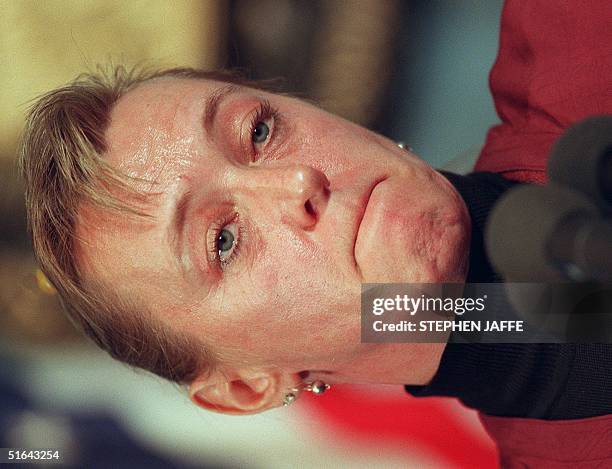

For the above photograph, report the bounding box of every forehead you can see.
[74,79,222,298]
[105,78,225,182]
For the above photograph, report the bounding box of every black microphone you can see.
[485,183,612,340]
[547,115,612,216]
[486,183,612,282]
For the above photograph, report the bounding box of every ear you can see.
[188,369,294,415]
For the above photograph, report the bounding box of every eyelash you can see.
[208,101,280,271]
[247,100,281,158]
[208,212,243,270]
[205,100,279,271]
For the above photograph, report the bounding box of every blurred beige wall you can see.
[0,0,225,160]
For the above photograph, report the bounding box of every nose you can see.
[242,164,330,230]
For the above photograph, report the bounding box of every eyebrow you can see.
[203,84,242,136]
[168,84,242,275]
[169,188,193,275]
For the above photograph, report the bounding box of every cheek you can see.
[261,267,278,292]
[248,269,298,319]
[203,235,361,362]
[290,113,362,172]
[253,245,325,312]
[233,230,339,323]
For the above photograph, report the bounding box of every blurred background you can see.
[1,0,503,467]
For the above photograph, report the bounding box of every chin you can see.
[356,170,470,284]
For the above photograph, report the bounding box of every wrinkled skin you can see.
[76,78,470,414]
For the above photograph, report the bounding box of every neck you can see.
[307,341,450,386]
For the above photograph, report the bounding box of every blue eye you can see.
[252,121,270,144]
[217,229,234,252]
[248,100,279,154]
[216,222,238,263]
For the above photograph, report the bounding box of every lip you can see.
[353,177,387,274]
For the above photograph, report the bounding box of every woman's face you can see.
[76,78,469,370]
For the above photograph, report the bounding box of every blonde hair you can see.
[19,66,264,383]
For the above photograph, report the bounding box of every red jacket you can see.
[479,414,612,468]
[474,1,612,466]
[475,0,612,185]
